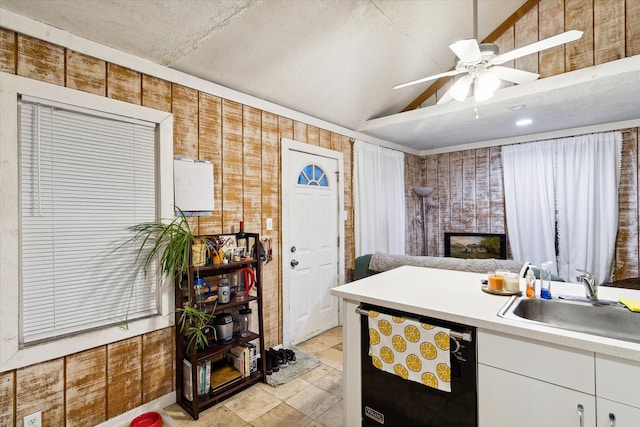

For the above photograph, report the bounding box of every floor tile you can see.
[285,383,340,419]
[300,364,335,384]
[223,385,281,422]
[257,376,311,401]
[314,368,343,397]
[316,347,343,370]
[314,399,344,427]
[251,402,312,427]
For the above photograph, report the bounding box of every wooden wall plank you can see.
[222,99,244,233]
[0,371,14,425]
[278,117,294,141]
[474,147,491,232]
[293,121,307,143]
[17,34,64,86]
[626,0,640,56]
[448,152,463,231]
[107,337,142,419]
[514,4,539,74]
[142,75,171,112]
[66,50,106,96]
[172,84,199,159]
[404,154,423,256]
[65,347,107,426]
[261,111,280,347]
[329,132,342,152]
[307,125,320,146]
[16,358,64,426]
[493,27,516,71]
[142,328,174,404]
[107,63,141,104]
[0,28,16,74]
[538,0,566,78]
[488,146,506,234]
[198,93,223,234]
[594,0,625,64]
[319,129,331,150]
[615,129,639,280]
[436,153,451,255]
[342,136,354,281]
[425,155,439,256]
[565,0,594,71]
[461,150,477,232]
[243,105,262,233]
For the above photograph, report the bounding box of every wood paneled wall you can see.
[416,131,640,281]
[0,28,353,425]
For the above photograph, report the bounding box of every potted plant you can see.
[123,208,218,350]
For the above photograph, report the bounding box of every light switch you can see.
[266,217,273,231]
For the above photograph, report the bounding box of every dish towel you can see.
[368,310,452,392]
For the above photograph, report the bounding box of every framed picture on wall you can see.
[444,232,507,259]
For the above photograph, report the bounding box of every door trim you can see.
[281,138,345,347]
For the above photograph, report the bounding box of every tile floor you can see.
[164,326,344,427]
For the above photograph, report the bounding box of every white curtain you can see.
[556,132,622,284]
[503,131,622,283]
[502,140,558,274]
[354,141,405,256]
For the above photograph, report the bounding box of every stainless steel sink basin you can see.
[498,297,640,343]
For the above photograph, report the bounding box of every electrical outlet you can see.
[266,217,273,231]
[24,411,42,427]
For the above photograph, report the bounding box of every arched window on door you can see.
[297,164,328,187]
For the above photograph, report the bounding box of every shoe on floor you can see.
[284,348,296,364]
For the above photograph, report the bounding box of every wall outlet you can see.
[24,411,42,427]
[266,217,273,231]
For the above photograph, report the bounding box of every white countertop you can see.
[332,266,640,361]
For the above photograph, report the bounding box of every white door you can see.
[282,138,344,346]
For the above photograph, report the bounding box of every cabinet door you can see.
[597,398,640,427]
[479,364,596,427]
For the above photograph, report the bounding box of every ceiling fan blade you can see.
[449,39,482,63]
[489,66,539,84]
[393,69,463,89]
[436,90,454,105]
[492,30,583,65]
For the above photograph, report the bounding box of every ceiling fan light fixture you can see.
[449,75,473,101]
[474,71,500,102]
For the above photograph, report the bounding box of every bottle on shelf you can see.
[236,221,246,240]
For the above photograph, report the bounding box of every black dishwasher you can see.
[359,304,477,427]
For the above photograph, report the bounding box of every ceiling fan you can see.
[393,3,583,104]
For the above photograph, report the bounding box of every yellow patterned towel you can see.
[368,310,452,392]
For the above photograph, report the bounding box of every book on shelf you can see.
[230,345,250,377]
[242,342,257,374]
[182,359,211,401]
[210,364,243,392]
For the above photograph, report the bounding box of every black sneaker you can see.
[268,348,280,372]
[277,348,289,368]
[284,349,297,365]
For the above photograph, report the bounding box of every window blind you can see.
[19,97,158,345]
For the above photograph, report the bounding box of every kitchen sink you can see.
[498,297,640,343]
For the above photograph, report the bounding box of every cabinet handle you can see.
[609,412,615,427]
[577,404,584,427]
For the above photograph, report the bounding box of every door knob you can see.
[291,246,296,253]
[291,259,299,268]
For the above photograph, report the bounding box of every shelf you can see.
[177,232,265,420]
[189,332,260,361]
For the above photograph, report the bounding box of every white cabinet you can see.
[595,354,640,426]
[479,364,596,427]
[478,330,596,427]
[597,398,640,426]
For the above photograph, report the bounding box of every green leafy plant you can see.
[176,305,215,353]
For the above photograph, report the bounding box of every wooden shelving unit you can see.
[175,232,266,420]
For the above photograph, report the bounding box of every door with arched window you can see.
[282,138,344,346]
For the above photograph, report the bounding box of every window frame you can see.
[0,73,174,372]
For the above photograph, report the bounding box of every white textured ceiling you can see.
[1,0,637,151]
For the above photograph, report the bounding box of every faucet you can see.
[576,269,597,302]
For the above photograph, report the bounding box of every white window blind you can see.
[19,96,158,345]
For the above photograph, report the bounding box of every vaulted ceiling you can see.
[1,0,638,152]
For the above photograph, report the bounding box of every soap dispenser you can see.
[540,261,553,299]
[525,269,536,298]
